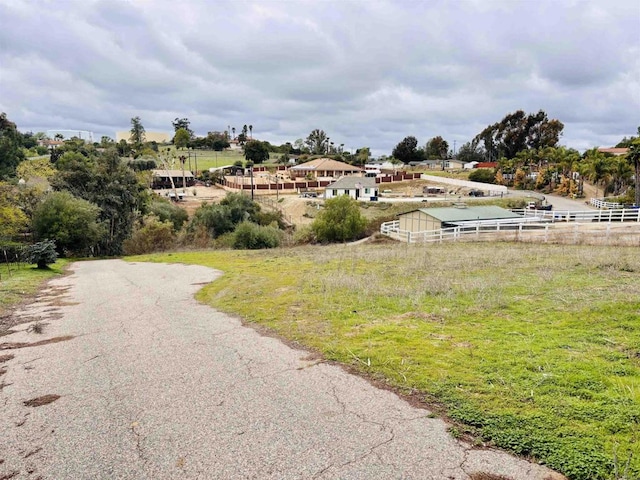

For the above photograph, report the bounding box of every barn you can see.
[398,205,523,232]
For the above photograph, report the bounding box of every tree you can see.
[32,191,105,256]
[474,110,564,160]
[293,138,305,154]
[356,147,370,166]
[172,118,193,138]
[129,116,146,149]
[627,129,640,206]
[311,195,367,243]
[173,128,190,149]
[0,182,29,238]
[456,142,485,164]
[583,148,613,198]
[0,113,26,179]
[392,136,421,164]
[51,149,149,255]
[100,136,115,148]
[305,129,329,155]
[425,136,449,159]
[24,240,58,269]
[244,140,269,164]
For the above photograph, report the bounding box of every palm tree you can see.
[583,149,613,199]
[628,135,640,206]
[249,125,253,139]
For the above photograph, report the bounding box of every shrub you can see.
[233,221,282,249]
[123,216,176,255]
[24,240,58,269]
[292,225,315,245]
[468,168,496,184]
[32,191,105,256]
[187,203,235,239]
[149,200,188,231]
[311,195,367,243]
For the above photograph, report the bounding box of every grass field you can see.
[133,243,640,480]
[162,147,281,172]
[0,261,68,319]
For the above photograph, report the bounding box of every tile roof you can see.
[290,158,363,171]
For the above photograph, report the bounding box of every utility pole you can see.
[250,166,254,200]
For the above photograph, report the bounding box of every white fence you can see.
[513,208,640,223]
[590,198,623,209]
[380,208,640,246]
[420,174,508,195]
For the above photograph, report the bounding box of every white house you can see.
[324,177,378,201]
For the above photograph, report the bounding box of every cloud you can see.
[0,0,638,155]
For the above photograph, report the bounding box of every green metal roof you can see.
[414,206,522,222]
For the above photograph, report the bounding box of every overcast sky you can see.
[1,0,638,156]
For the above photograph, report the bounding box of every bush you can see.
[123,216,176,255]
[32,191,105,256]
[187,203,235,239]
[311,195,367,243]
[233,221,282,249]
[24,240,58,269]
[292,225,315,245]
[149,200,188,231]
[468,168,496,184]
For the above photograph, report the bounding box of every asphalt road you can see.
[1,260,564,480]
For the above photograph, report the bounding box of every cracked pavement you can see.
[0,260,564,479]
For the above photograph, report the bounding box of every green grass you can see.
[132,243,639,479]
[164,147,281,172]
[0,260,69,315]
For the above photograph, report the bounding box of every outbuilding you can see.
[398,205,523,232]
[151,169,195,189]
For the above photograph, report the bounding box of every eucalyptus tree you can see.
[305,129,329,155]
[129,116,146,151]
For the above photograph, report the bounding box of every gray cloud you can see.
[0,0,638,155]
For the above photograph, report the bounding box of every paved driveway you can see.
[0,260,563,480]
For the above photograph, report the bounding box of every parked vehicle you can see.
[527,201,553,210]
[468,189,485,197]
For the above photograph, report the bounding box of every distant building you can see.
[597,147,629,156]
[290,158,363,179]
[324,177,378,201]
[151,169,194,189]
[116,131,171,143]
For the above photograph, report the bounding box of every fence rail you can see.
[380,213,640,246]
[590,198,623,209]
[512,208,640,223]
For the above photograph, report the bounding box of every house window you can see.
[333,190,338,196]
[365,188,370,194]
